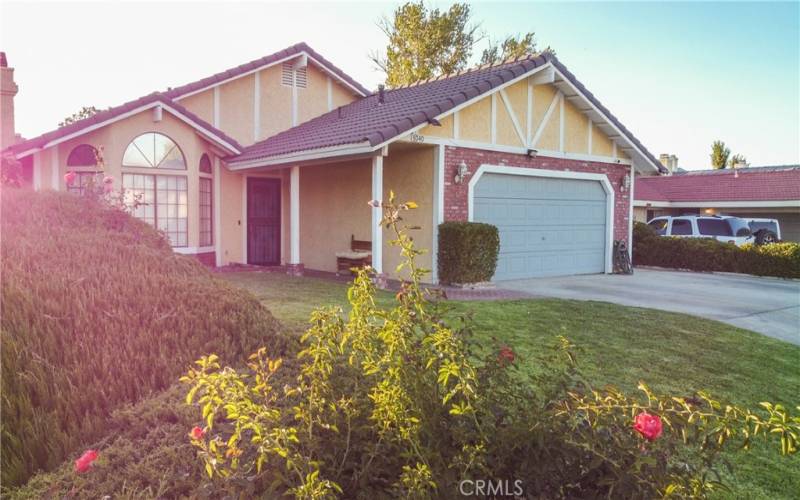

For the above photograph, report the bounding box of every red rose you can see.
[498,345,515,366]
[633,412,663,441]
[74,449,98,473]
[190,426,206,440]
[64,171,77,186]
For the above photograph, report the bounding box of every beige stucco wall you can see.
[297,64,330,125]
[564,99,588,154]
[48,109,218,250]
[412,79,622,161]
[420,114,454,138]
[179,90,214,124]
[496,95,521,147]
[220,74,255,146]
[218,165,244,264]
[459,96,491,142]
[592,123,614,157]
[383,146,434,279]
[296,147,433,281]
[176,61,360,145]
[259,64,292,141]
[298,159,372,273]
[531,84,557,138]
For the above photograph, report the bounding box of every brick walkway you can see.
[213,265,534,301]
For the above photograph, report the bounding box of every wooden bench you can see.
[336,235,372,275]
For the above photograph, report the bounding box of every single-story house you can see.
[1,43,665,283]
[634,165,800,242]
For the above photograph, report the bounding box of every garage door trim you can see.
[467,164,615,274]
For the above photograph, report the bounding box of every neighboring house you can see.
[634,165,800,242]
[1,43,664,283]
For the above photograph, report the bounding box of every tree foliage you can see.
[728,153,748,168]
[480,32,538,65]
[59,106,99,127]
[372,1,479,87]
[710,140,731,169]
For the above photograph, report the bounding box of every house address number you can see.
[409,133,425,143]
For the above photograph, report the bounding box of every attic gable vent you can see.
[281,62,307,89]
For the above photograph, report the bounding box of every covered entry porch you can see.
[223,142,440,284]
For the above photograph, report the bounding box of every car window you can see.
[749,221,778,234]
[648,219,668,235]
[697,218,733,237]
[671,219,692,235]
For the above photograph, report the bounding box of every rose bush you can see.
[184,196,799,499]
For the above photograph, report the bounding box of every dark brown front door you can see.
[247,178,281,265]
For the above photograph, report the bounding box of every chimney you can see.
[0,51,19,152]
[658,153,678,175]
[378,84,385,104]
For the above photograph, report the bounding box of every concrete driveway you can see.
[500,269,800,345]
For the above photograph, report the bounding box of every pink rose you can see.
[498,345,515,366]
[74,449,98,473]
[633,412,663,441]
[190,426,206,440]
[64,171,77,186]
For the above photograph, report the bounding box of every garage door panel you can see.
[474,173,608,280]
[476,199,605,226]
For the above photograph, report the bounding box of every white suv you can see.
[647,215,755,246]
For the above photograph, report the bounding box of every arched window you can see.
[66,144,98,166]
[121,133,188,247]
[199,153,212,174]
[65,144,100,195]
[122,132,186,169]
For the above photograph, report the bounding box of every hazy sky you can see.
[1,1,798,169]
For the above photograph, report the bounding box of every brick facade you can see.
[442,146,632,243]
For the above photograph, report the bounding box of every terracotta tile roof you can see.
[635,166,800,202]
[163,42,369,99]
[231,53,664,172]
[5,93,243,155]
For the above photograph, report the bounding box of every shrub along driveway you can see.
[499,268,800,345]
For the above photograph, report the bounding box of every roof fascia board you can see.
[174,51,368,102]
[227,141,373,170]
[634,200,800,208]
[18,101,240,159]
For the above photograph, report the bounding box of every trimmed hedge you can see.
[632,222,800,279]
[438,221,500,284]
[0,189,284,488]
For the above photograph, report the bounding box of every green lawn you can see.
[220,271,800,500]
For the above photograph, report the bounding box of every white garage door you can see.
[473,172,608,280]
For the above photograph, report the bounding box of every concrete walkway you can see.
[499,269,800,345]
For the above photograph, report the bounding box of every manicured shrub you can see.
[437,221,499,284]
[0,189,284,487]
[183,200,798,499]
[632,222,800,278]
